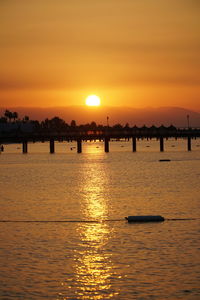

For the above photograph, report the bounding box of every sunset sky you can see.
[0,0,200,111]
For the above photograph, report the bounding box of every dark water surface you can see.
[0,140,200,299]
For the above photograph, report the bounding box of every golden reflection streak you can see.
[73,223,117,299]
[80,154,108,221]
[73,157,118,299]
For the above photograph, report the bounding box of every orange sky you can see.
[0,0,200,110]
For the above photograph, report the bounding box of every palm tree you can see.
[23,116,29,122]
[4,110,13,122]
[13,112,18,122]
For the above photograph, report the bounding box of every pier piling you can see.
[22,140,28,154]
[132,136,137,152]
[104,137,109,153]
[160,137,164,152]
[77,139,82,153]
[50,139,55,154]
[187,137,191,151]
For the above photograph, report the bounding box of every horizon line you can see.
[0,105,199,112]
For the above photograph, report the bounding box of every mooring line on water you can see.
[0,218,198,223]
[0,219,124,223]
[166,218,198,221]
[0,220,101,223]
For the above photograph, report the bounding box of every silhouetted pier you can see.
[0,126,200,154]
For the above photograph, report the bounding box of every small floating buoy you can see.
[159,159,171,162]
[125,215,165,223]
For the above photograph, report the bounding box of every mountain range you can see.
[0,106,199,127]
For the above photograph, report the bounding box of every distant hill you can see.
[0,106,199,127]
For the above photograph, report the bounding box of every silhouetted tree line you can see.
[0,110,30,123]
[0,110,178,134]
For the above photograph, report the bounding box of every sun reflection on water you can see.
[80,156,109,221]
[73,222,117,299]
[65,157,119,299]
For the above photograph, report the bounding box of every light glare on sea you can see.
[0,139,200,299]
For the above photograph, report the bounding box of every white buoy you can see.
[125,215,165,222]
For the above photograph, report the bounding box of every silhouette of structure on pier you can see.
[0,124,200,154]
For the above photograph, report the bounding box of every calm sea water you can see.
[0,139,200,299]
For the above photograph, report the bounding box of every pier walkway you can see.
[0,127,200,153]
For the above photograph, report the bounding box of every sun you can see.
[85,95,101,106]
